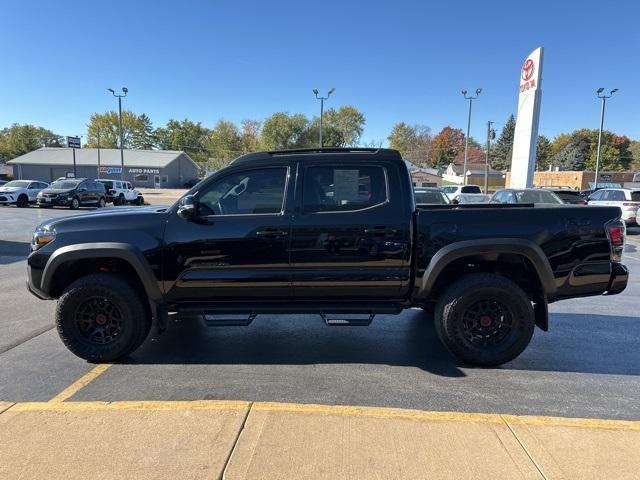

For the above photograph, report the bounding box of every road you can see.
[1,205,639,420]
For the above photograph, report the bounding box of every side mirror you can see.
[452,199,460,204]
[178,195,197,220]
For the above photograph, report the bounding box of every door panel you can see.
[163,166,293,302]
[290,163,411,299]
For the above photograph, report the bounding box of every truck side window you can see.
[198,167,287,216]
[303,165,387,213]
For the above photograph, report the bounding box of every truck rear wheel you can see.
[434,273,535,367]
[55,273,151,362]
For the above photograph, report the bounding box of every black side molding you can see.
[40,242,163,303]
[419,238,557,300]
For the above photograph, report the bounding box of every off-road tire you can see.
[56,273,151,362]
[434,273,535,367]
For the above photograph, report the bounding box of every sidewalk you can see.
[1,400,639,479]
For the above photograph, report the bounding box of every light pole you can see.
[594,87,618,190]
[461,88,481,185]
[485,121,496,195]
[313,88,335,148]
[107,87,128,180]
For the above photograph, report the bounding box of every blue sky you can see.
[1,0,638,144]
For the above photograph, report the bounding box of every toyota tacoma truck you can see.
[27,148,629,366]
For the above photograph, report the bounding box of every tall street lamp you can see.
[313,88,335,148]
[461,88,481,185]
[594,87,618,190]
[107,87,128,180]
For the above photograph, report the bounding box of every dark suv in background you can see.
[37,178,106,209]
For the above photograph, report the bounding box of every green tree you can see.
[555,132,591,170]
[431,126,465,166]
[240,119,262,153]
[0,124,63,160]
[387,123,432,165]
[155,119,211,164]
[86,110,153,149]
[535,135,552,171]
[492,115,515,171]
[310,106,365,147]
[205,120,243,169]
[260,112,310,150]
[629,140,640,172]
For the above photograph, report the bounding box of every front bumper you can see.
[37,197,70,207]
[26,264,52,300]
[605,262,629,295]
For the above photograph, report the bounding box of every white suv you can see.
[0,180,49,208]
[588,188,640,225]
[441,184,482,201]
[97,180,143,205]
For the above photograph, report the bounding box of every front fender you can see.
[41,242,163,303]
[418,238,557,300]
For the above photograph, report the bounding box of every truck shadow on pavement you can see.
[125,311,640,377]
[0,240,31,265]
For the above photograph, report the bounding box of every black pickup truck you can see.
[27,148,628,366]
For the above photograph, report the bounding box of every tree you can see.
[260,112,310,150]
[453,147,486,166]
[387,123,432,165]
[431,126,465,166]
[0,124,63,160]
[492,115,515,171]
[312,106,365,147]
[86,110,154,150]
[535,135,552,171]
[205,120,243,169]
[240,119,262,153]
[155,119,211,164]
[629,140,640,172]
[555,132,591,170]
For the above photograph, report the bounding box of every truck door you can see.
[290,161,412,299]
[163,165,293,302]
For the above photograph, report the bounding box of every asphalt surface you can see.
[1,204,639,420]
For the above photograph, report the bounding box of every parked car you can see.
[97,179,143,205]
[441,184,482,201]
[490,188,564,205]
[0,180,49,207]
[27,148,627,367]
[414,187,450,205]
[587,188,640,225]
[37,178,107,209]
[452,193,490,204]
[544,188,587,205]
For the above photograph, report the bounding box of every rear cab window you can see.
[630,191,640,202]
[302,165,388,213]
[461,185,481,194]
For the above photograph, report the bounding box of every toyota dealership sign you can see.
[510,47,544,188]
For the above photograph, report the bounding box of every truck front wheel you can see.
[434,273,535,367]
[55,273,151,362]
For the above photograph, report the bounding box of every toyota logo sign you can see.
[521,59,535,81]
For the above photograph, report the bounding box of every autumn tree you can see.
[431,126,465,166]
[387,123,432,165]
[240,119,262,153]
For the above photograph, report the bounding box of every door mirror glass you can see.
[178,195,197,219]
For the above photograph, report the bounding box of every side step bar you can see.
[201,313,256,327]
[320,313,375,326]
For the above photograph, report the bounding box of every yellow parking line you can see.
[9,398,637,431]
[49,363,113,403]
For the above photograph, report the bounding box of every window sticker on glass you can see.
[333,169,360,205]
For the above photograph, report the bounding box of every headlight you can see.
[32,226,56,251]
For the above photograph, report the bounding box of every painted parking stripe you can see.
[49,364,113,402]
[4,400,639,431]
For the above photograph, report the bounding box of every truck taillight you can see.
[605,220,625,262]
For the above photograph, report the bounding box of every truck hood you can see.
[38,205,171,232]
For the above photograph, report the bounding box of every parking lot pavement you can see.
[1,206,639,421]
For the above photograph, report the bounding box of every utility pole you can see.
[485,121,496,195]
[313,88,335,147]
[461,88,481,185]
[108,87,128,180]
[97,129,101,179]
[594,87,618,190]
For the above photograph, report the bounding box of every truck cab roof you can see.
[230,148,404,167]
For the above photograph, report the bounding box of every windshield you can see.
[515,190,564,204]
[50,180,80,189]
[442,186,457,193]
[415,191,449,204]
[2,180,30,188]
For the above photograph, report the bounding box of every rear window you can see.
[515,190,563,204]
[631,191,640,202]
[442,186,457,193]
[50,180,80,189]
[415,191,449,204]
[461,185,481,194]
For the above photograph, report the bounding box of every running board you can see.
[201,313,256,327]
[321,313,375,326]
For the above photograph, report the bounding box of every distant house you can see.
[0,164,12,180]
[8,147,200,188]
[443,162,504,188]
[404,160,443,187]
